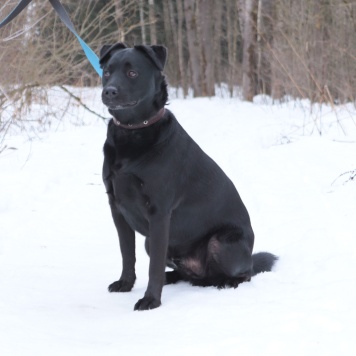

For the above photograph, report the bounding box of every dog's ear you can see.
[99,42,128,67]
[134,45,167,71]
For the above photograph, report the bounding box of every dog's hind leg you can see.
[165,270,183,285]
[208,229,254,282]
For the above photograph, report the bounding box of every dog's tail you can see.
[252,252,278,276]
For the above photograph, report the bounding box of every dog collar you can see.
[112,108,165,129]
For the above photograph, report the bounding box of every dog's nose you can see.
[103,86,119,99]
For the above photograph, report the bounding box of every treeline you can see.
[1,0,355,103]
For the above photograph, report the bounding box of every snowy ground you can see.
[1,89,356,355]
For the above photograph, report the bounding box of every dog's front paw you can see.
[108,279,134,293]
[134,296,161,311]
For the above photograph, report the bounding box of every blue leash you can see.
[0,0,102,77]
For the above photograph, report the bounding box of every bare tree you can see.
[258,0,274,95]
[226,0,242,96]
[1,0,355,104]
[139,0,146,44]
[0,0,143,136]
[114,0,126,42]
[199,0,215,96]
[184,0,203,96]
[176,0,188,96]
[148,0,157,43]
[241,0,259,101]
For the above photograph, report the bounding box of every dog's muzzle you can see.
[102,86,137,109]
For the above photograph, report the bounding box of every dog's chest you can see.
[109,158,153,233]
[113,169,143,198]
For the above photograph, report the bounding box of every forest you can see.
[0,0,355,104]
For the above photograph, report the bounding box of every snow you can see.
[1,89,356,355]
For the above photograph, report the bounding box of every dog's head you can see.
[99,43,168,121]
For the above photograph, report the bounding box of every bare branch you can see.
[58,85,107,121]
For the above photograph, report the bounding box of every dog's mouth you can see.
[107,101,137,110]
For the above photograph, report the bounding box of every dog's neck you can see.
[111,108,165,130]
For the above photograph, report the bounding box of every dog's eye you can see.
[104,70,110,77]
[127,70,138,78]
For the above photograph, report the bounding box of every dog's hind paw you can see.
[134,296,161,311]
[165,270,183,285]
[108,279,134,293]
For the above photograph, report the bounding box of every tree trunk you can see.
[227,0,240,96]
[148,0,157,43]
[258,0,274,95]
[176,0,188,96]
[213,1,222,86]
[139,0,146,44]
[199,0,215,96]
[242,0,258,101]
[184,0,203,97]
[114,0,126,42]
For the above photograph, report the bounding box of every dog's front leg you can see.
[134,214,170,311]
[108,209,136,293]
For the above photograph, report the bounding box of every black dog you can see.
[100,43,277,311]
